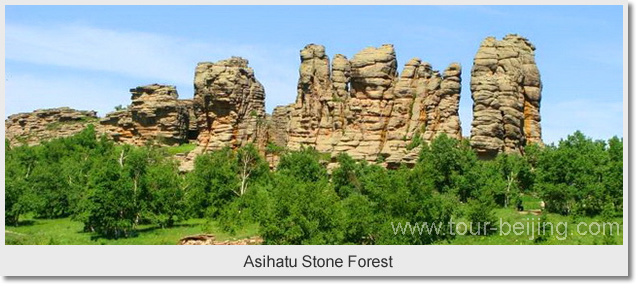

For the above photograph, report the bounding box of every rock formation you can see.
[190,56,266,151]
[173,57,268,171]
[99,84,191,146]
[6,35,544,169]
[268,106,292,148]
[274,43,462,167]
[5,107,99,146]
[470,34,542,158]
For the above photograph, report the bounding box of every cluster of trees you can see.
[6,126,186,237]
[533,132,623,216]
[5,126,622,244]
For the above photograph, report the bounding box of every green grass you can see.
[6,201,622,245]
[5,217,259,245]
[164,143,197,155]
[520,194,543,210]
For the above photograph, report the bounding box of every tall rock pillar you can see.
[470,34,542,158]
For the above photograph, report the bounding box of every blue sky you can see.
[5,5,623,143]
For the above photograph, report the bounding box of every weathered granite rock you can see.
[269,105,292,148]
[470,34,542,158]
[275,44,462,167]
[5,107,99,146]
[99,84,190,146]
[179,99,199,140]
[7,36,545,171]
[188,56,266,155]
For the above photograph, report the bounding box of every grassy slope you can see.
[5,217,258,245]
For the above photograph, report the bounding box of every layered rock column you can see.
[275,43,462,167]
[190,57,266,153]
[7,36,547,170]
[286,44,331,150]
[470,34,542,158]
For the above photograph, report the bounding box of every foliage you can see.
[5,127,623,244]
[258,173,344,245]
[604,136,623,213]
[405,132,423,151]
[187,147,239,218]
[416,134,479,201]
[465,196,497,235]
[535,131,618,216]
[144,160,188,228]
[264,142,285,155]
[332,153,364,198]
[276,147,327,182]
[81,157,138,238]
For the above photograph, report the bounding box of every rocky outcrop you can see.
[5,107,99,146]
[178,57,267,170]
[275,44,462,167]
[269,105,292,148]
[6,35,544,169]
[470,34,542,158]
[99,84,191,146]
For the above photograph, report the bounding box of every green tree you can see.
[332,153,364,198]
[5,144,38,225]
[604,136,623,212]
[81,157,137,238]
[187,147,239,218]
[340,193,379,244]
[416,134,479,202]
[465,196,497,235]
[144,160,187,228]
[235,144,269,197]
[259,172,343,244]
[276,147,328,182]
[536,131,611,216]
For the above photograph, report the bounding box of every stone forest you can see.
[5,35,623,245]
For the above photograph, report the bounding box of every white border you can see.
[1,1,629,277]
[1,245,629,276]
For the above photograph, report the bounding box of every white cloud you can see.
[10,22,618,144]
[5,23,300,115]
[6,24,196,85]
[5,73,129,118]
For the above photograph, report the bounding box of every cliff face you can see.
[5,107,99,146]
[275,44,462,167]
[470,34,542,158]
[99,84,191,146]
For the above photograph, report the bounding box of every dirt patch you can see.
[518,209,542,216]
[178,234,263,245]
